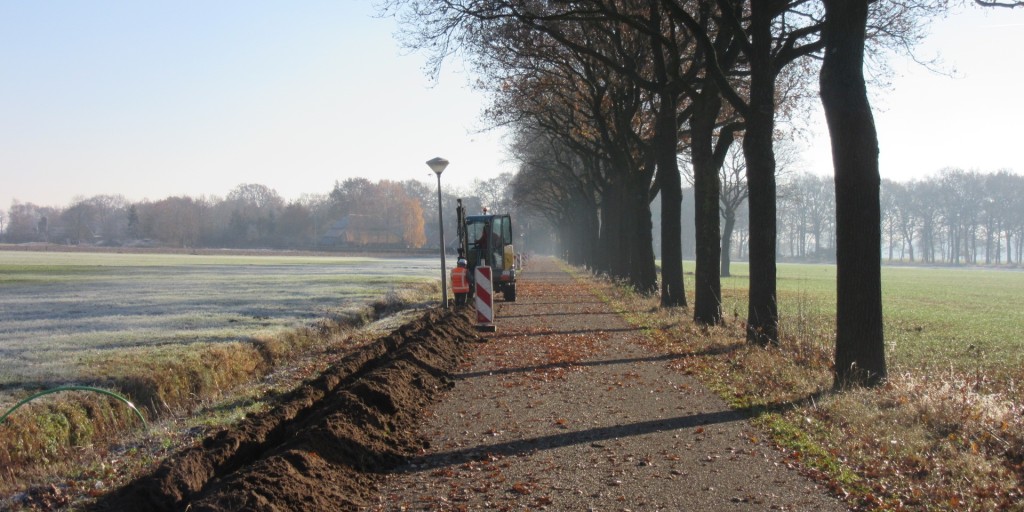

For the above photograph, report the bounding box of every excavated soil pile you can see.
[90,308,480,512]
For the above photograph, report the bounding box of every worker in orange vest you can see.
[451,257,470,306]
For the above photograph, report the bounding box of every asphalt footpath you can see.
[367,256,848,511]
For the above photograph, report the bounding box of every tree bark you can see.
[628,172,659,294]
[743,3,779,345]
[642,0,687,307]
[821,0,887,388]
[721,211,736,278]
[600,162,657,294]
[581,199,601,268]
[657,94,687,307]
[691,84,723,324]
[744,132,778,345]
[598,179,624,276]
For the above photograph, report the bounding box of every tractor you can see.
[456,199,517,302]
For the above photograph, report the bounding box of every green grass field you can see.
[706,262,1024,383]
[636,261,1024,509]
[0,251,437,407]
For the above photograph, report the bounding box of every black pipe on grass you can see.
[0,385,147,428]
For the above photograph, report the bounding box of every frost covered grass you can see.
[0,251,436,399]
[0,250,438,496]
[603,261,1024,510]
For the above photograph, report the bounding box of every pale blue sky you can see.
[1,1,511,209]
[802,8,1024,180]
[1,3,1022,210]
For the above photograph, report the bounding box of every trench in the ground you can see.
[89,308,480,512]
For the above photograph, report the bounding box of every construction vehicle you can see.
[456,199,517,302]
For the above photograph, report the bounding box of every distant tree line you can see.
[880,169,1023,265]
[0,175,544,252]
[674,167,1023,269]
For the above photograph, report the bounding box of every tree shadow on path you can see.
[392,409,745,473]
[389,387,832,474]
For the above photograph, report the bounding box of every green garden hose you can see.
[0,385,147,428]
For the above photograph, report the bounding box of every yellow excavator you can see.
[456,199,517,302]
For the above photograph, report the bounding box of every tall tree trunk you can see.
[658,94,687,307]
[743,4,779,345]
[692,85,723,324]
[721,211,736,278]
[599,181,624,276]
[985,222,993,264]
[887,224,895,261]
[567,200,599,268]
[923,218,933,263]
[645,0,687,307]
[744,132,778,345]
[1015,231,1020,264]
[629,173,659,294]
[821,0,886,388]
[582,199,601,269]
[952,224,959,264]
[558,224,572,262]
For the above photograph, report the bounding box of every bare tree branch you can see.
[975,0,1024,7]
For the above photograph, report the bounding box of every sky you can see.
[800,7,1024,179]
[1,2,1022,211]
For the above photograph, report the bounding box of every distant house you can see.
[320,214,402,248]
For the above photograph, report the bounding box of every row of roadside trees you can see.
[386,0,953,387]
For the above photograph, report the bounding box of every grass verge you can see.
[568,263,1024,511]
[0,281,439,504]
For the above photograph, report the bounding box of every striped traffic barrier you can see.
[474,266,496,332]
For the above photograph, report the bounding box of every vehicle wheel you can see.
[504,283,517,302]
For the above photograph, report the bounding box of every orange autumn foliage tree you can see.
[327,179,427,248]
[375,180,427,249]
[400,197,427,248]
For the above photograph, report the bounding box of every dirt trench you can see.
[89,308,480,512]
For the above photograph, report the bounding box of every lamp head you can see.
[426,157,449,176]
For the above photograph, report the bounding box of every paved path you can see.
[369,257,847,511]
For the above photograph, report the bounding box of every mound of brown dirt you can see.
[90,308,480,512]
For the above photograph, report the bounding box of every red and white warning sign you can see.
[474,266,496,332]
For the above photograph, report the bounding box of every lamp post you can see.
[427,157,450,308]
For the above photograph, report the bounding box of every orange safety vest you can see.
[451,266,470,293]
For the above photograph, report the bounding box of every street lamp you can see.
[427,157,450,308]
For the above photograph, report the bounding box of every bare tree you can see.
[62,199,97,244]
[90,195,129,242]
[987,171,1024,264]
[136,197,205,248]
[223,184,285,246]
[717,146,748,277]
[975,0,1024,6]
[882,180,919,262]
[6,202,47,243]
[671,0,828,344]
[683,143,746,278]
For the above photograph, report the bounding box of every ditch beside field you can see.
[0,250,439,498]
